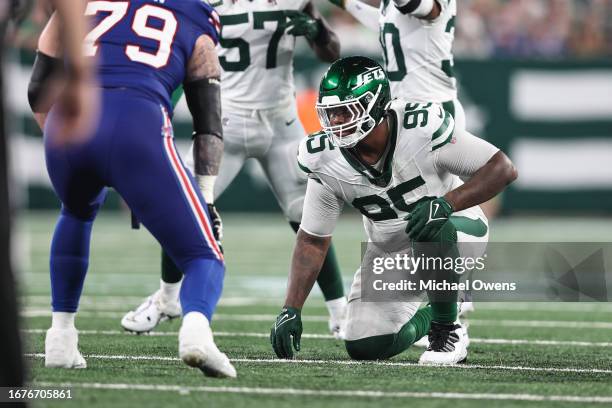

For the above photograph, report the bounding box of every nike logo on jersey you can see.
[285,118,296,126]
[275,313,296,331]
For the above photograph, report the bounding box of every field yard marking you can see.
[21,310,612,329]
[24,353,612,374]
[23,297,612,312]
[22,296,279,308]
[22,329,612,347]
[32,381,612,403]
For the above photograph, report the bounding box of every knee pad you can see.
[345,335,394,361]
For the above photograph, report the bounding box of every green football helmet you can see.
[316,56,391,148]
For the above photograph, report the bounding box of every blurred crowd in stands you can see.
[10,0,612,59]
[453,0,612,58]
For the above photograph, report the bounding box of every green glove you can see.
[404,197,454,242]
[284,11,321,41]
[270,307,303,359]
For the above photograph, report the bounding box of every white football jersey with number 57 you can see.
[212,0,309,110]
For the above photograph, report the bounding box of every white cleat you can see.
[44,327,87,369]
[328,316,347,340]
[326,297,348,340]
[179,312,237,379]
[418,321,468,366]
[459,301,475,317]
[413,335,429,348]
[121,290,181,333]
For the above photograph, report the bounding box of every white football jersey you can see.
[379,0,457,103]
[213,0,308,110]
[298,99,460,247]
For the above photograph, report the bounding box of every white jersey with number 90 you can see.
[379,0,457,103]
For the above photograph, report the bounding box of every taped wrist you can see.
[28,51,64,113]
[394,0,434,17]
[196,175,216,204]
[184,77,223,140]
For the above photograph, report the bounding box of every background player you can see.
[122,0,349,339]
[270,57,517,364]
[33,0,236,378]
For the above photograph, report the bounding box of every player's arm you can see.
[28,12,63,130]
[47,0,96,143]
[271,178,343,358]
[328,0,379,32]
[285,2,340,63]
[393,0,442,20]
[406,127,517,241]
[438,130,518,212]
[184,34,224,244]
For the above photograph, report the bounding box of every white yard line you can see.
[22,296,279,308]
[21,310,612,329]
[21,329,612,347]
[25,353,612,374]
[32,381,612,403]
[23,297,612,312]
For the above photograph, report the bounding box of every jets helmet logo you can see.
[353,67,385,89]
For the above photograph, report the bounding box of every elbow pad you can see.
[184,77,223,140]
[28,51,64,113]
[394,0,434,17]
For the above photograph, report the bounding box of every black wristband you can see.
[184,77,223,140]
[28,51,64,113]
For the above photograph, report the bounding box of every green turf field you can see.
[18,212,612,407]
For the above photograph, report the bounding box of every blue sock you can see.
[50,209,94,312]
[179,258,225,321]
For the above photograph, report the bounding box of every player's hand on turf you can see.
[404,197,453,242]
[270,307,302,359]
[207,204,224,252]
[284,11,320,41]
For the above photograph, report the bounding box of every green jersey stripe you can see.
[432,132,454,151]
[297,161,313,174]
[432,110,452,141]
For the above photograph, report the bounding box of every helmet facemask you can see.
[316,84,383,148]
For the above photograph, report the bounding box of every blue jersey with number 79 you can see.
[85,0,219,113]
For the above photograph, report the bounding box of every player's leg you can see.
[121,110,249,333]
[42,104,109,369]
[110,102,234,377]
[418,205,489,365]
[343,268,427,360]
[261,105,347,338]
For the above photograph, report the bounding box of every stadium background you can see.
[4,1,612,406]
[5,0,612,215]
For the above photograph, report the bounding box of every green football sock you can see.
[289,221,344,300]
[161,250,183,284]
[345,306,432,360]
[430,301,457,324]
